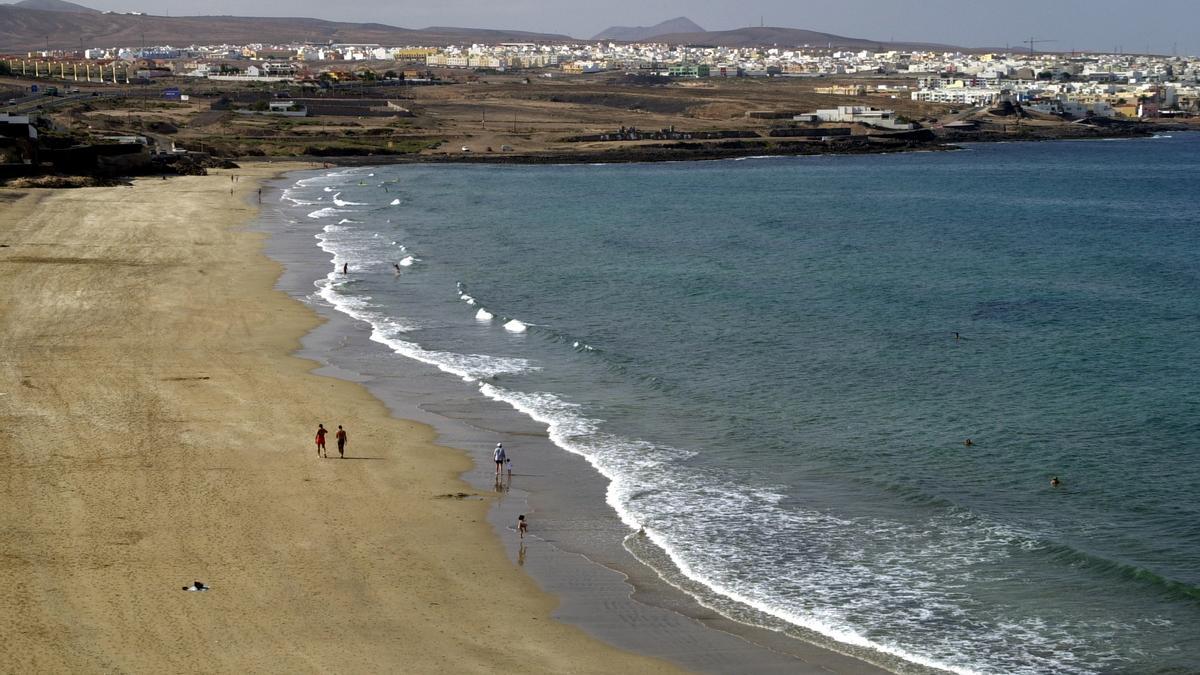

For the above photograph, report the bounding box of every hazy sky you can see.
[69,0,1200,55]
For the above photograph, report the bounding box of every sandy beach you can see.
[0,168,683,673]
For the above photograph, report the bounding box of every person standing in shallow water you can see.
[335,425,347,459]
[315,424,327,458]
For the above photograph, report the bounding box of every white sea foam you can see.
[307,207,351,219]
[309,231,537,384]
[503,319,527,332]
[332,192,368,207]
[475,308,494,321]
[398,256,416,267]
[337,218,360,225]
[316,283,534,380]
[472,372,988,672]
[280,188,318,206]
[324,186,333,192]
[390,198,401,205]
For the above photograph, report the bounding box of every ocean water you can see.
[275,134,1200,675]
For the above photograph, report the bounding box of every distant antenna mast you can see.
[760,16,764,28]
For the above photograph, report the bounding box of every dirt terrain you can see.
[8,70,1188,166]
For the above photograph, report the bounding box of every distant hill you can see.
[592,17,703,42]
[643,26,959,52]
[0,5,969,53]
[11,0,99,13]
[0,5,575,51]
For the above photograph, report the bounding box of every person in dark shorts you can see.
[493,443,506,476]
[315,424,327,458]
[335,425,347,458]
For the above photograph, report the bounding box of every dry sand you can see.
[0,167,682,673]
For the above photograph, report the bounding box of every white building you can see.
[911,88,1001,106]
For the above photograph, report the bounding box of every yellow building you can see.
[815,84,866,96]
[395,48,437,60]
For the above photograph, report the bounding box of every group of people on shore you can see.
[314,423,348,458]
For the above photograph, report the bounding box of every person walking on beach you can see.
[335,425,347,459]
[517,514,528,539]
[315,424,328,458]
[493,443,506,476]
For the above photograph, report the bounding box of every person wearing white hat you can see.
[493,443,507,476]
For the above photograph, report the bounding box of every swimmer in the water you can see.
[1050,476,1061,487]
[964,438,974,447]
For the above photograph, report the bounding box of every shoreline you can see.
[0,166,685,673]
[4,121,1185,191]
[259,167,912,674]
[251,122,1170,168]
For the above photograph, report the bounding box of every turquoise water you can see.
[280,133,1200,674]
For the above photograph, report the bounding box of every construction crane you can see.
[1022,37,1057,55]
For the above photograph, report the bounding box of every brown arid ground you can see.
[0,166,683,673]
[9,71,1189,165]
[17,73,955,159]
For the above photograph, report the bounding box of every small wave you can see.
[503,319,528,332]
[475,308,494,321]
[390,198,401,206]
[337,218,360,225]
[280,188,318,206]
[307,207,352,219]
[1038,542,1200,602]
[332,192,368,207]
[323,187,333,192]
[457,283,476,305]
[314,281,535,381]
[399,256,416,267]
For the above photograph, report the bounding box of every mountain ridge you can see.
[0,4,965,53]
[592,17,703,42]
[12,0,99,13]
[0,5,576,50]
[640,26,960,51]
